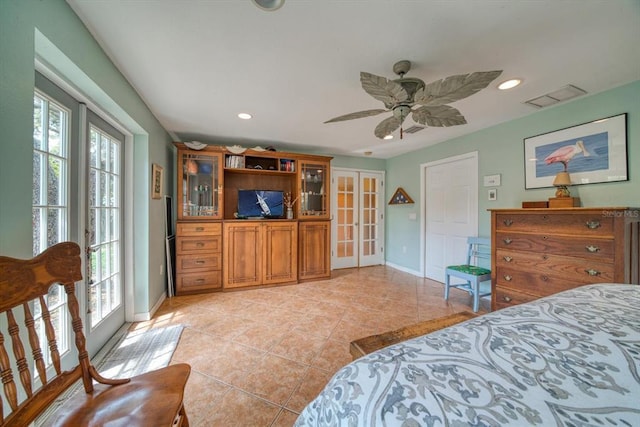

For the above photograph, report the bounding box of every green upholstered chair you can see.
[444,237,491,312]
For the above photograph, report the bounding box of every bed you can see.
[295,284,640,426]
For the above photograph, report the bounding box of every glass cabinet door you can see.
[299,160,329,218]
[179,150,222,219]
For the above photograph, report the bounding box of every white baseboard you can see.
[132,292,166,322]
[385,261,423,278]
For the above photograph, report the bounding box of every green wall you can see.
[2,0,637,303]
[0,0,174,318]
[385,81,640,273]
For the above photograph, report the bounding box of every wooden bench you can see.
[350,311,477,360]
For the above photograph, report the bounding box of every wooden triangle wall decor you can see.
[389,187,414,205]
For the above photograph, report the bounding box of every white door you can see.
[332,169,385,269]
[84,111,126,355]
[359,172,384,267]
[34,72,127,363]
[422,152,478,282]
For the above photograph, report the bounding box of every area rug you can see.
[36,324,184,425]
[95,324,184,378]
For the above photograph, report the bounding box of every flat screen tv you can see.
[237,190,284,218]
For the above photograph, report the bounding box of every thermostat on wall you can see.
[483,174,501,187]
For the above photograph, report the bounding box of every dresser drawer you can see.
[494,267,596,297]
[177,222,222,236]
[177,271,222,292]
[494,287,539,310]
[494,232,614,260]
[177,254,221,272]
[496,249,615,283]
[177,236,222,254]
[495,212,613,235]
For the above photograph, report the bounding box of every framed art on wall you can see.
[152,163,163,199]
[524,113,627,189]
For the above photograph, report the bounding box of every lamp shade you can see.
[552,171,572,187]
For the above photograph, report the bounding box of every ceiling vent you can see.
[524,84,587,108]
[403,125,425,134]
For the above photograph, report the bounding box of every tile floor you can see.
[133,265,489,427]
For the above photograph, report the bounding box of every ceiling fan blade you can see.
[374,116,401,139]
[414,70,502,106]
[360,72,409,107]
[412,105,467,127]
[324,109,388,123]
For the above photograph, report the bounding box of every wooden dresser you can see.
[175,222,223,294]
[490,207,640,311]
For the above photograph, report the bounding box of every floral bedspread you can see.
[295,284,640,426]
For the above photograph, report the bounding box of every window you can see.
[32,91,71,366]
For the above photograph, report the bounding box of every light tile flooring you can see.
[133,266,489,427]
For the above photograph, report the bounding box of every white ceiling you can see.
[66,0,640,159]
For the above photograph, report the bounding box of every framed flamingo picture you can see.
[524,113,627,189]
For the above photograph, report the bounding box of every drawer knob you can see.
[195,227,205,232]
[503,219,513,227]
[585,221,601,229]
[504,275,512,281]
[503,256,513,262]
[503,296,512,302]
[195,278,205,283]
[585,245,600,253]
[584,269,601,277]
[196,242,205,247]
[503,238,512,245]
[195,260,205,264]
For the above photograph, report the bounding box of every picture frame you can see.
[152,163,163,199]
[524,113,627,190]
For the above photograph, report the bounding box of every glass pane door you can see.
[359,173,383,267]
[333,172,358,269]
[180,152,222,219]
[299,160,329,217]
[87,125,122,329]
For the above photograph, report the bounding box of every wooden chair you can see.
[444,237,491,312]
[0,242,190,426]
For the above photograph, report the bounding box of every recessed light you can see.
[498,79,522,90]
[238,113,252,120]
[383,134,393,140]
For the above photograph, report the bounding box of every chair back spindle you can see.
[0,242,190,426]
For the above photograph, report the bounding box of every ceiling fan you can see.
[324,60,502,139]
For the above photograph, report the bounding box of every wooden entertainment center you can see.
[174,143,332,295]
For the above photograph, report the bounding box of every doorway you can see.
[332,168,385,269]
[421,152,478,282]
[35,72,127,357]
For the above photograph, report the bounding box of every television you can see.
[237,190,284,218]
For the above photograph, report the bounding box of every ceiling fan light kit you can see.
[251,0,285,12]
[325,60,502,140]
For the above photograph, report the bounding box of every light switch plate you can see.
[483,174,501,187]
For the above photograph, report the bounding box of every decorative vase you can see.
[286,207,294,219]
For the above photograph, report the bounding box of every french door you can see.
[332,169,385,269]
[84,111,125,353]
[35,72,126,357]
